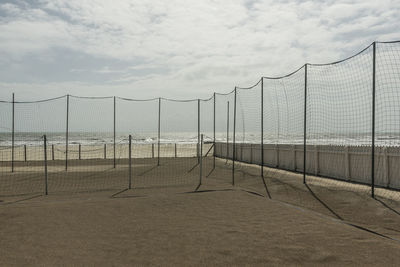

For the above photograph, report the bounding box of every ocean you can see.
[0,132,399,147]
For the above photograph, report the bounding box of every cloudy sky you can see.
[0,0,399,101]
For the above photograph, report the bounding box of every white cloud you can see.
[0,0,399,100]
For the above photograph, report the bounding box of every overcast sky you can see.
[0,0,399,101]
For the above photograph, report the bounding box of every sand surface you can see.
[1,154,400,266]
[1,187,400,266]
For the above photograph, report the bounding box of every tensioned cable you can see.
[200,95,214,102]
[262,42,373,79]
[215,88,235,96]
[263,64,305,80]
[308,43,373,67]
[116,96,159,102]
[69,95,114,99]
[160,97,198,103]
[376,40,400,44]
[0,95,67,104]
[236,78,262,90]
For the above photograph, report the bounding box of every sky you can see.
[0,0,399,101]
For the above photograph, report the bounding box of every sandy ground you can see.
[0,143,212,161]
[1,155,400,266]
[1,187,400,266]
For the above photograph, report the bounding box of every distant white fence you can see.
[214,142,400,190]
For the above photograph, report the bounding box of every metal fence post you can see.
[11,93,14,172]
[79,143,81,160]
[303,64,308,184]
[158,97,161,166]
[260,77,270,192]
[199,134,203,186]
[44,135,48,195]
[24,144,27,162]
[65,94,69,171]
[371,42,376,198]
[104,144,106,159]
[213,93,216,169]
[226,101,229,162]
[175,143,177,158]
[129,134,132,189]
[233,87,237,186]
[198,99,201,163]
[52,144,54,161]
[261,78,264,177]
[113,96,116,168]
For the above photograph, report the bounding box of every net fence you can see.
[0,41,399,205]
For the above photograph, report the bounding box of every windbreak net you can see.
[0,41,399,198]
[209,91,235,186]
[115,98,158,188]
[262,68,306,203]
[376,42,400,191]
[234,81,266,195]
[307,46,373,194]
[200,96,215,180]
[0,101,13,196]
[47,96,126,193]
[133,98,200,188]
[263,68,305,168]
[0,96,66,196]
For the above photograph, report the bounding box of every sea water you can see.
[0,132,399,147]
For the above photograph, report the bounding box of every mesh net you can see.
[1,42,399,240]
[234,81,266,195]
[0,42,399,204]
[115,98,158,188]
[0,97,66,196]
[208,91,235,187]
[0,101,12,190]
[45,96,126,193]
[199,96,215,180]
[376,42,400,194]
[307,46,373,193]
[260,69,306,202]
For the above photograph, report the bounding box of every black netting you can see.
[307,46,373,192]
[0,42,398,205]
[376,42,400,193]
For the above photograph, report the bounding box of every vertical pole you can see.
[233,88,237,186]
[152,143,154,158]
[371,42,376,198]
[383,147,389,187]
[198,99,200,163]
[213,93,216,169]
[345,146,351,180]
[52,144,54,161]
[250,144,253,164]
[43,135,48,195]
[261,78,264,177]
[79,143,81,160]
[199,134,203,186]
[303,64,308,184]
[24,144,27,162]
[113,96,116,168]
[175,143,177,158]
[104,144,106,159]
[129,134,132,189]
[11,93,14,172]
[65,94,69,171]
[260,78,270,198]
[158,97,161,166]
[226,101,229,161]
